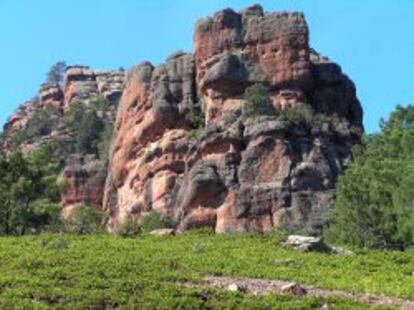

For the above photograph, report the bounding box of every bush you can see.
[28,199,62,233]
[139,211,177,232]
[243,84,276,117]
[97,123,113,160]
[185,102,206,141]
[65,101,86,129]
[279,104,314,126]
[63,205,106,234]
[65,99,113,157]
[91,96,115,110]
[185,103,205,129]
[115,219,142,238]
[76,110,104,155]
[9,129,25,151]
[13,107,60,148]
[187,127,205,141]
[324,105,414,249]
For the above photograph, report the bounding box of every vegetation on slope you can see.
[0,231,411,309]
[64,96,115,159]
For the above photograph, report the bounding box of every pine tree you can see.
[325,105,414,249]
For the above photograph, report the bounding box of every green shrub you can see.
[9,129,25,151]
[115,218,142,238]
[97,123,113,160]
[65,101,86,129]
[324,105,414,249]
[187,127,205,141]
[63,205,107,234]
[29,198,62,232]
[279,104,314,126]
[185,103,205,129]
[90,96,113,110]
[76,110,104,155]
[186,102,206,141]
[39,235,70,250]
[65,99,113,157]
[12,107,60,148]
[139,211,177,232]
[243,84,276,117]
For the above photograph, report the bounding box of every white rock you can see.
[331,246,354,256]
[227,283,240,292]
[284,235,332,253]
[149,228,175,236]
[285,235,321,246]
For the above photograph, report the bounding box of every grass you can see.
[0,231,412,309]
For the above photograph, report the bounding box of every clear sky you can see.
[1,0,413,133]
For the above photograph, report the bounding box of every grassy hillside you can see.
[0,231,412,309]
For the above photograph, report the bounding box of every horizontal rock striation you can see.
[64,66,125,108]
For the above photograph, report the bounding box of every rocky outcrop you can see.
[194,6,362,127]
[103,53,195,229]
[64,65,125,108]
[103,5,363,234]
[1,5,363,234]
[60,155,107,217]
[194,6,312,123]
[1,66,125,155]
[38,83,64,109]
[1,65,126,217]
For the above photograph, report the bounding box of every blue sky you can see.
[0,0,413,133]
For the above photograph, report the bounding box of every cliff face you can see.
[64,66,124,108]
[60,155,108,218]
[1,66,125,216]
[103,54,195,227]
[103,5,363,234]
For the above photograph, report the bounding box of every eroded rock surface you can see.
[103,5,363,234]
[1,5,363,233]
[1,66,125,155]
[194,6,312,123]
[103,53,195,230]
[60,155,107,217]
[64,66,125,108]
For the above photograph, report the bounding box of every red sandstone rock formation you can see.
[1,66,125,155]
[194,6,312,123]
[1,5,363,234]
[103,53,195,230]
[60,155,107,217]
[64,65,125,109]
[1,66,125,217]
[103,5,363,234]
